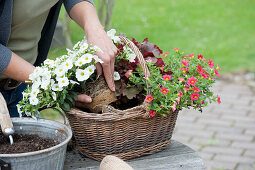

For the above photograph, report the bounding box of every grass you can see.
[49,0,255,73]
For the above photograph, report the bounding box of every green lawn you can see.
[49,0,255,73]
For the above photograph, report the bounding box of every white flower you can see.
[52,92,57,101]
[44,59,54,65]
[107,29,121,43]
[73,41,81,50]
[22,92,29,99]
[29,97,39,105]
[29,67,43,81]
[52,84,63,91]
[81,54,93,64]
[93,55,104,63]
[127,53,136,63]
[107,29,116,38]
[55,65,67,77]
[41,78,50,90]
[62,59,73,70]
[75,57,86,67]
[70,80,80,85]
[91,45,103,53]
[79,42,89,53]
[76,69,90,82]
[30,88,40,98]
[58,77,69,87]
[114,72,120,80]
[85,65,96,76]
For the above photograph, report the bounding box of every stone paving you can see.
[172,76,255,170]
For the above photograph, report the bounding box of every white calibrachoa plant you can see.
[18,29,136,117]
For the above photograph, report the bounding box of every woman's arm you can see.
[2,52,35,83]
[69,1,117,92]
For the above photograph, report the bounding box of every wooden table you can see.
[64,140,206,170]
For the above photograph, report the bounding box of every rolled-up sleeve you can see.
[64,0,95,14]
[0,44,12,73]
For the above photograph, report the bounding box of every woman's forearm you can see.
[2,52,35,83]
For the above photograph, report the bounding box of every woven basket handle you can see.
[119,36,151,117]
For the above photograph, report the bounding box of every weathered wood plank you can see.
[64,140,205,170]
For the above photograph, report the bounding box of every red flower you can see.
[150,110,156,117]
[215,69,220,77]
[176,97,180,104]
[217,96,221,104]
[201,100,205,104]
[207,59,214,68]
[191,93,199,100]
[197,65,203,73]
[192,86,201,93]
[178,77,185,82]
[197,55,203,60]
[160,105,163,108]
[163,75,171,81]
[183,87,189,92]
[179,91,183,98]
[161,88,169,95]
[145,95,154,102]
[187,77,197,86]
[172,48,180,52]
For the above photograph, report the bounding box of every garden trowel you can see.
[0,92,14,145]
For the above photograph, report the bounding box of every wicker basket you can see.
[66,36,179,161]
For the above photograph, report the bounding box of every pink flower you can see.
[197,65,203,73]
[176,97,180,104]
[145,95,154,102]
[217,96,221,104]
[178,91,183,98]
[181,68,188,72]
[215,69,220,77]
[172,48,180,52]
[150,110,156,117]
[201,72,208,79]
[197,55,203,60]
[192,86,201,93]
[171,102,177,112]
[181,60,189,67]
[187,77,197,86]
[188,53,195,57]
[191,93,199,100]
[125,70,133,78]
[183,87,189,92]
[201,100,205,104]
[160,105,163,108]
[216,64,221,71]
[163,75,171,81]
[178,77,185,82]
[207,59,214,68]
[161,88,169,95]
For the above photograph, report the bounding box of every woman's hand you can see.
[86,25,117,91]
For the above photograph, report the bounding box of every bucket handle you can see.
[51,107,67,125]
[0,159,11,170]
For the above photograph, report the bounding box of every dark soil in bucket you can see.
[0,132,59,154]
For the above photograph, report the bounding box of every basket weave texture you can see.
[66,37,179,161]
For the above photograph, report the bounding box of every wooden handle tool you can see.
[0,92,14,136]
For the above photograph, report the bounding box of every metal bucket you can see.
[0,118,72,170]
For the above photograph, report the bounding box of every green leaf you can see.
[66,95,75,106]
[70,91,78,101]
[61,102,71,111]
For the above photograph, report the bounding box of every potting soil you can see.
[0,133,59,154]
